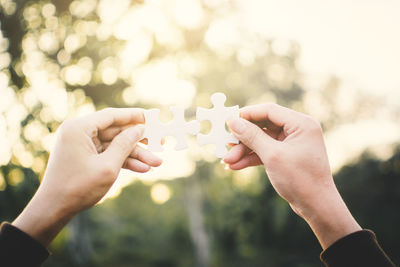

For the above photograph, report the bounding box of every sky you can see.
[103,0,400,198]
[238,0,400,99]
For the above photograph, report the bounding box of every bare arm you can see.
[224,103,361,249]
[12,108,162,247]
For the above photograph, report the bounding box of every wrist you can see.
[12,185,75,247]
[293,185,361,249]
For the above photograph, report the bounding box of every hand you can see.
[224,103,361,249]
[12,108,162,247]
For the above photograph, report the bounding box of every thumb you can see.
[228,118,276,158]
[102,124,145,167]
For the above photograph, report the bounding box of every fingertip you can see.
[224,144,247,164]
[150,156,163,167]
[124,158,151,173]
[227,163,244,171]
[223,152,234,164]
[136,166,151,173]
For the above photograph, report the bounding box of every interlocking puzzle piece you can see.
[196,92,239,158]
[144,107,200,152]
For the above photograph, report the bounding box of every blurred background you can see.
[0,0,399,266]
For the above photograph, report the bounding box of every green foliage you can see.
[37,149,400,266]
[0,0,399,266]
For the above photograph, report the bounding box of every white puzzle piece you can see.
[196,92,239,158]
[144,106,200,152]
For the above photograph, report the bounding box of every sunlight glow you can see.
[232,167,259,189]
[132,60,196,108]
[38,32,59,54]
[1,0,399,202]
[24,120,49,143]
[326,119,400,172]
[0,115,11,166]
[173,0,205,30]
[97,0,130,24]
[205,18,239,57]
[118,32,153,75]
[7,169,24,187]
[150,183,171,204]
[101,67,118,85]
[137,140,196,181]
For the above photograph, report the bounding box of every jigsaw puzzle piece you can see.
[144,107,200,152]
[210,92,227,107]
[196,92,240,158]
[168,106,200,150]
[143,109,164,152]
[176,120,201,150]
[197,131,238,158]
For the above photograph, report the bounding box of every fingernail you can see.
[222,154,229,163]
[228,118,247,134]
[128,124,145,140]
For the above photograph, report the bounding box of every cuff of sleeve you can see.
[0,222,50,266]
[320,229,395,267]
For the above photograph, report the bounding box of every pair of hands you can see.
[12,104,361,249]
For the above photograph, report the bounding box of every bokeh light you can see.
[150,183,172,204]
[0,0,399,265]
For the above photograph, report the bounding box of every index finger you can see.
[84,108,145,131]
[240,103,299,128]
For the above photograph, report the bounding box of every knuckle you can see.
[130,146,140,159]
[58,119,79,138]
[100,162,117,177]
[266,148,282,163]
[244,127,261,145]
[114,130,135,149]
[114,134,131,149]
[304,116,323,134]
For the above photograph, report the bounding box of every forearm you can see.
[295,185,361,249]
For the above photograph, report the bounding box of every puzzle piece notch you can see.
[196,92,239,158]
[144,107,200,152]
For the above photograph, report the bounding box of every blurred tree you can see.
[40,148,400,267]
[0,0,399,266]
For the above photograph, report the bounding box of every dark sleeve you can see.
[320,229,396,267]
[0,222,49,267]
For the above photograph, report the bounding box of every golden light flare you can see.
[232,168,259,189]
[24,120,49,143]
[205,18,240,57]
[70,0,97,18]
[64,34,85,53]
[0,0,398,206]
[0,0,96,173]
[41,3,56,18]
[173,0,205,30]
[7,169,24,187]
[131,60,196,108]
[0,52,11,69]
[1,0,16,15]
[101,67,118,85]
[150,183,171,205]
[97,0,130,24]
[38,32,59,54]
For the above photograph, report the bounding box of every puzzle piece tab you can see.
[144,107,200,152]
[196,92,239,158]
